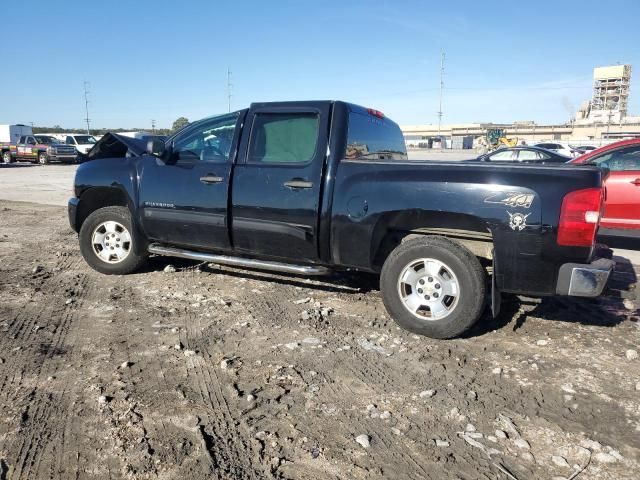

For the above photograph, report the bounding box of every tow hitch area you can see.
[556,257,615,297]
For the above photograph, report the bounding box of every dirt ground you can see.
[0,201,639,480]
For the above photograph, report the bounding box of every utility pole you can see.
[226,68,232,113]
[83,81,91,135]
[437,51,445,148]
[151,119,156,133]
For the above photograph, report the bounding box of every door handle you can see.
[284,179,313,189]
[631,178,640,186]
[200,175,224,184]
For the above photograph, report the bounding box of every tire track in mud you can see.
[0,255,87,479]
[7,266,87,479]
[176,269,268,479]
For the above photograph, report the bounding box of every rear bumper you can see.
[68,197,80,232]
[555,257,614,297]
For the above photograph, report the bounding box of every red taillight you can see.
[557,188,603,246]
[367,108,385,119]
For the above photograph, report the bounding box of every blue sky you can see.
[1,0,639,129]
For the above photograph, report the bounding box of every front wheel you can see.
[380,236,487,339]
[38,152,48,164]
[79,206,148,275]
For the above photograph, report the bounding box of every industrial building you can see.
[402,64,640,149]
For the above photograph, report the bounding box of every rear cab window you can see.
[248,113,319,164]
[345,105,407,161]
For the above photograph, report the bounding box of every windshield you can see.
[34,136,58,144]
[73,135,97,144]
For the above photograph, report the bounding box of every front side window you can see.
[345,109,407,161]
[589,146,640,171]
[247,113,319,164]
[172,112,239,164]
[66,136,75,145]
[27,137,36,145]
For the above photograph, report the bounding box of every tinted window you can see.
[74,135,97,144]
[66,136,75,145]
[248,113,319,164]
[18,136,25,143]
[173,112,239,164]
[27,137,36,145]
[346,109,407,161]
[488,150,514,161]
[589,146,640,171]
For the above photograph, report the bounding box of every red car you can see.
[570,139,640,236]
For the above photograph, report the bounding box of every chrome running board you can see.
[148,244,331,276]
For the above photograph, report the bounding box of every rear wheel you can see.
[2,151,13,164]
[79,206,148,275]
[380,236,486,339]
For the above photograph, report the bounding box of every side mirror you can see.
[147,139,166,157]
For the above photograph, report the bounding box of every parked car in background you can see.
[0,124,32,163]
[466,146,571,164]
[573,145,598,153]
[571,139,640,236]
[14,134,77,164]
[65,134,98,154]
[534,142,580,157]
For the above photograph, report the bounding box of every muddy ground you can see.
[0,201,638,480]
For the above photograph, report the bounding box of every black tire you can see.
[2,151,13,164]
[38,152,48,164]
[79,206,148,275]
[380,236,486,339]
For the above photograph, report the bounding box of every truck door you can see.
[231,102,330,261]
[139,112,243,250]
[17,136,37,160]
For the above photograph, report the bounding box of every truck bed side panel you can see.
[331,161,602,296]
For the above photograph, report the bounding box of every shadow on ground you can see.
[142,255,381,294]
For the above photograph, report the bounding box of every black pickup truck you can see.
[68,101,614,338]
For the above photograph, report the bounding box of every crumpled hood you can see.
[81,133,147,160]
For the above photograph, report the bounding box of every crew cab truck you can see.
[68,101,614,339]
[13,135,78,164]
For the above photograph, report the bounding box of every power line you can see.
[227,68,232,113]
[437,51,445,138]
[83,81,91,135]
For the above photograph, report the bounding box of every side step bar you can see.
[148,244,331,276]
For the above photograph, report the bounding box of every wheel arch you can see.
[76,187,130,232]
[370,210,494,270]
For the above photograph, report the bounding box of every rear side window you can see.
[248,113,319,164]
[346,110,407,161]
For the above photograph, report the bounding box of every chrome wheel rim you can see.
[39,154,46,164]
[2,152,10,163]
[91,221,132,264]
[397,258,460,320]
